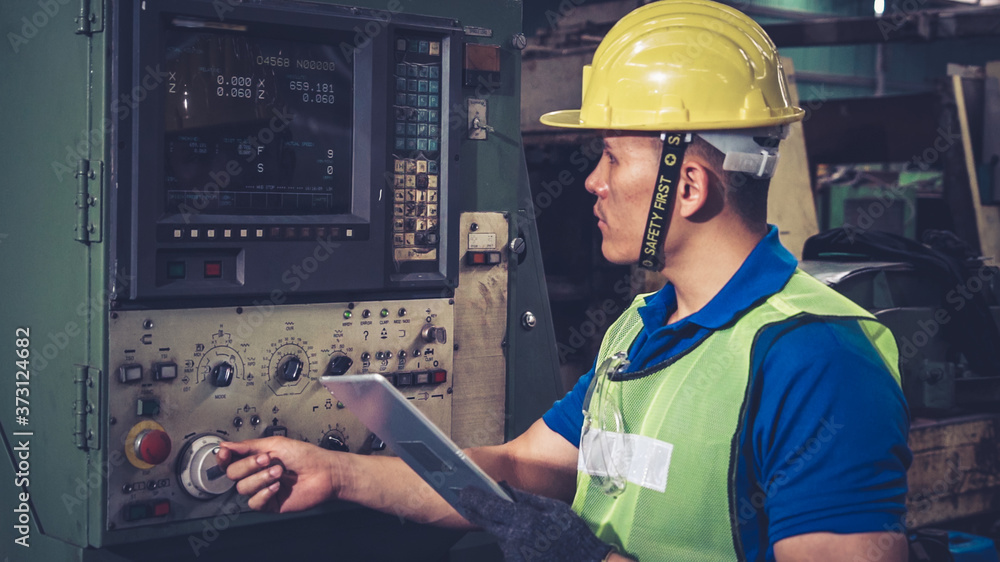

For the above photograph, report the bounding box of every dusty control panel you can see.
[106,298,453,529]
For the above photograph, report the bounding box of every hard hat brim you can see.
[539,108,806,131]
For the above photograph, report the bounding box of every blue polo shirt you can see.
[543,226,911,561]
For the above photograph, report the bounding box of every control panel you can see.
[106,298,454,529]
[390,30,448,266]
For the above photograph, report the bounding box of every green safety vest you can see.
[572,269,901,561]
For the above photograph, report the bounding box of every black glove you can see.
[459,482,614,562]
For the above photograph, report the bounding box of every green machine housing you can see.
[0,0,561,560]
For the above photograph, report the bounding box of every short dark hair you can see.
[684,135,770,226]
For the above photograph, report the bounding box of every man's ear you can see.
[675,160,718,220]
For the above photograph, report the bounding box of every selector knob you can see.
[420,325,448,344]
[134,429,172,466]
[177,434,237,499]
[211,362,234,387]
[319,432,349,452]
[327,355,353,376]
[279,357,303,382]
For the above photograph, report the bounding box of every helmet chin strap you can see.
[639,132,691,271]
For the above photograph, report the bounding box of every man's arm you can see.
[752,320,912,562]
[774,531,908,562]
[218,418,579,527]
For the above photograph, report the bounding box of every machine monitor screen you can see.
[162,21,354,216]
[121,1,459,300]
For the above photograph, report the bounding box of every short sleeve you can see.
[542,366,596,448]
[750,319,912,546]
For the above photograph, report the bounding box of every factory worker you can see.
[220,2,911,560]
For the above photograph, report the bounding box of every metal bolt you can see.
[511,33,527,50]
[509,237,526,255]
[521,311,537,330]
[470,223,479,232]
[143,319,154,329]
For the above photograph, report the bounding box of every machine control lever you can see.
[279,357,303,382]
[420,325,447,344]
[211,362,234,387]
[327,355,353,376]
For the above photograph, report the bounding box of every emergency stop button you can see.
[135,429,172,466]
[125,421,172,469]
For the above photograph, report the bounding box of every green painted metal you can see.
[1,0,559,559]
[816,164,943,241]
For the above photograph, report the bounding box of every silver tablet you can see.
[319,374,512,518]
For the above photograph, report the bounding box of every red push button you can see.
[431,369,447,383]
[204,261,222,278]
[152,500,171,517]
[465,251,501,266]
[135,429,172,466]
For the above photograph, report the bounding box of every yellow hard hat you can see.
[539,0,804,131]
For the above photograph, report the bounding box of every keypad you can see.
[391,34,443,262]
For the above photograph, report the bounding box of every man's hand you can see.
[459,483,615,562]
[216,437,343,513]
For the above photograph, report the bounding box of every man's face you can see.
[585,133,661,265]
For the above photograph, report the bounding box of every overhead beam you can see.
[528,6,1000,51]
[763,7,1000,47]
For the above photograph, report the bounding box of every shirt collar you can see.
[637,225,798,331]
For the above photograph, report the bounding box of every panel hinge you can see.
[74,159,103,243]
[75,0,103,35]
[73,365,101,450]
